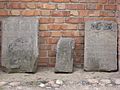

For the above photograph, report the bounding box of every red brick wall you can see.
[0,0,117,67]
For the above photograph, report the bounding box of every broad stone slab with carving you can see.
[1,17,39,73]
[55,38,75,73]
[84,21,118,71]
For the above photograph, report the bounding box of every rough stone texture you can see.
[84,21,118,72]
[1,17,39,73]
[55,38,75,73]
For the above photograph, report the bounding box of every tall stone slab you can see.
[1,17,39,73]
[84,21,118,72]
[55,38,75,73]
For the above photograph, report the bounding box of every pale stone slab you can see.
[1,17,39,73]
[84,21,118,71]
[55,38,75,73]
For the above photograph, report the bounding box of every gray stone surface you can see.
[1,17,39,73]
[55,38,75,73]
[84,21,118,71]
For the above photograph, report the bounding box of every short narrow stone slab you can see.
[84,21,118,72]
[55,38,75,73]
[1,17,39,73]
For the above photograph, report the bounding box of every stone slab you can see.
[1,17,39,73]
[84,21,118,71]
[55,38,75,73]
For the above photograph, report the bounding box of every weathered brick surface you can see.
[0,0,118,67]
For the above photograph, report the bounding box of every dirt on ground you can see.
[0,67,120,90]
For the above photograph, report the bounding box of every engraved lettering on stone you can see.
[104,23,113,30]
[90,22,113,30]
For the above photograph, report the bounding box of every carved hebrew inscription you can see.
[90,22,114,30]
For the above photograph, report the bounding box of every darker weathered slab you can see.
[55,38,75,73]
[84,21,118,71]
[1,17,39,73]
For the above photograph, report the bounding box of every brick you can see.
[51,32,62,36]
[0,10,9,16]
[57,4,65,10]
[47,37,59,44]
[73,31,81,37]
[104,17,116,21]
[54,18,65,23]
[66,4,85,10]
[75,44,84,50]
[100,11,115,17]
[26,3,36,9]
[39,31,51,37]
[0,0,6,1]
[78,24,84,30]
[39,24,48,30]
[65,18,84,24]
[42,4,56,10]
[70,0,79,3]
[10,0,20,1]
[0,3,5,9]
[7,3,20,9]
[75,37,84,44]
[39,58,49,66]
[108,0,116,4]
[70,10,79,16]
[51,11,70,17]
[86,0,107,3]
[39,37,47,44]
[51,0,70,3]
[64,24,78,30]
[98,0,107,3]
[39,44,51,50]
[86,4,103,10]
[39,18,54,24]
[22,0,34,1]
[41,10,50,16]
[7,3,26,9]
[86,0,98,3]
[48,57,56,67]
[48,50,56,57]
[62,31,73,36]
[10,10,21,15]
[104,5,116,10]
[117,5,120,11]
[117,0,120,3]
[36,3,43,8]
[21,10,35,16]
[79,10,88,16]
[34,0,49,2]
[88,10,100,16]
[48,24,66,30]
[39,50,48,57]
[34,10,41,16]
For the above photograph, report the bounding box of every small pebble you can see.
[9,82,21,87]
[56,80,63,85]
[100,79,111,84]
[87,79,99,84]
[114,79,120,85]
[52,84,60,88]
[46,86,52,89]
[17,86,23,90]
[39,83,45,88]
[0,81,8,86]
